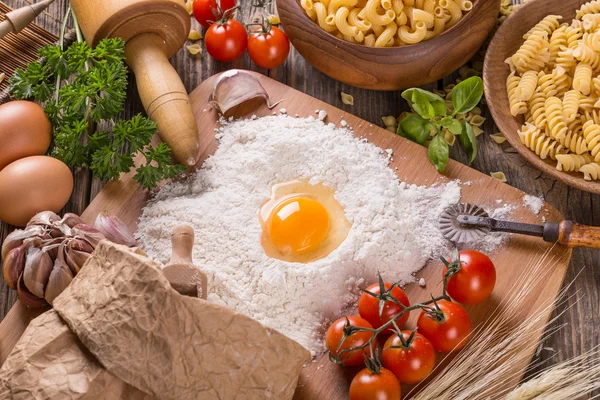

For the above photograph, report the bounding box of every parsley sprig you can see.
[9,37,185,189]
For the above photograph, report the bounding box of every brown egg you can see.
[0,156,73,226]
[0,101,52,171]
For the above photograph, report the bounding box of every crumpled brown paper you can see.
[0,310,152,399]
[0,241,310,400]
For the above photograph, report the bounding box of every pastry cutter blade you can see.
[439,203,553,244]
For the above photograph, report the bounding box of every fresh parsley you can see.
[397,76,484,173]
[9,38,185,189]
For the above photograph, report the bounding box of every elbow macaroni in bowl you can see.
[300,0,472,47]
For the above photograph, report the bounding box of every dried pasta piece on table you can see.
[490,133,507,144]
[341,92,354,105]
[490,171,507,183]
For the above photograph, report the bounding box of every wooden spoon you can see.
[162,225,207,299]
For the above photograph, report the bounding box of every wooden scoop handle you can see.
[124,33,200,166]
[557,221,600,249]
[163,225,208,299]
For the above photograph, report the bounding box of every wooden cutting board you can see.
[0,71,571,398]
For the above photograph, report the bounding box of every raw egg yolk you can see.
[268,196,330,256]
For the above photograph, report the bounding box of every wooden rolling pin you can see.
[69,0,200,166]
[162,225,207,299]
[0,0,55,40]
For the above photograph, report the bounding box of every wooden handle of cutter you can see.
[558,221,600,249]
[166,224,208,299]
[124,33,200,166]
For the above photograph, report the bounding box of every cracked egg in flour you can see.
[259,179,351,263]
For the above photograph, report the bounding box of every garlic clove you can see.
[44,254,73,305]
[94,212,137,247]
[17,273,48,308]
[72,224,105,249]
[3,244,27,289]
[64,241,91,275]
[60,213,85,228]
[22,246,54,299]
[69,237,96,254]
[209,70,281,115]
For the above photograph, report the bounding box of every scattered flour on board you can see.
[523,194,544,215]
[137,115,501,354]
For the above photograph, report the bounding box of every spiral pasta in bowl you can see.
[276,0,500,90]
[485,0,600,194]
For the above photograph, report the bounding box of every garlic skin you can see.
[44,252,73,305]
[94,212,137,247]
[209,70,281,115]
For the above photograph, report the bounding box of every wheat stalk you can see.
[409,248,579,399]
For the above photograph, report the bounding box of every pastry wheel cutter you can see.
[439,203,600,249]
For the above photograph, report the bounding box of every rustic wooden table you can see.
[1,0,598,385]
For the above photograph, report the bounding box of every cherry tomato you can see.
[205,18,248,62]
[358,282,410,334]
[417,299,471,353]
[248,26,290,69]
[382,330,436,384]
[192,0,237,28]
[349,368,401,400]
[444,250,496,305]
[325,316,375,367]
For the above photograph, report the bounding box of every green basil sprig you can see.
[397,76,484,173]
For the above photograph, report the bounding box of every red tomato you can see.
[417,300,471,353]
[192,0,237,28]
[325,316,375,367]
[349,368,401,400]
[205,18,247,62]
[358,282,410,334]
[444,250,496,304]
[248,26,290,69]
[382,331,436,384]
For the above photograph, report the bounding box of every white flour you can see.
[523,194,544,215]
[137,115,466,354]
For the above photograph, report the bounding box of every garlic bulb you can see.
[1,212,113,308]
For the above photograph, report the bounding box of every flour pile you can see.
[137,115,461,354]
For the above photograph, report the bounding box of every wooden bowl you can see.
[276,0,500,90]
[483,0,600,194]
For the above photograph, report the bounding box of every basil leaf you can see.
[402,88,446,116]
[428,134,449,173]
[441,117,463,136]
[459,120,477,164]
[452,76,484,116]
[397,113,433,145]
[411,90,435,119]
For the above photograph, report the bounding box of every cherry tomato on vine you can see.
[443,250,496,305]
[205,18,248,62]
[247,25,290,69]
[382,330,436,384]
[417,299,471,353]
[358,282,410,334]
[192,0,237,28]
[349,367,401,400]
[325,316,375,367]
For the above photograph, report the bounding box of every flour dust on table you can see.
[138,115,488,354]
